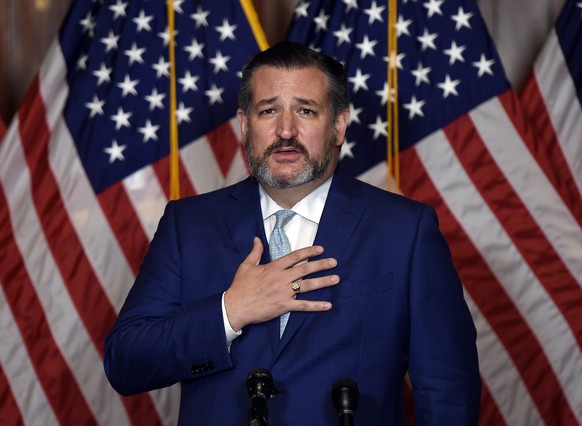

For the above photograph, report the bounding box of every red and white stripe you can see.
[356,11,582,424]
[520,28,582,224]
[396,87,582,425]
[2,2,580,425]
[0,35,248,425]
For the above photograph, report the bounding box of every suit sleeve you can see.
[104,201,235,396]
[407,205,481,424]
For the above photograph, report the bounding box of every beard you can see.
[245,134,337,189]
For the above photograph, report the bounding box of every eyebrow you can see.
[296,97,319,107]
[255,97,278,107]
[255,96,320,107]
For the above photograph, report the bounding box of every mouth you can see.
[273,145,299,154]
[266,139,308,160]
[270,146,303,162]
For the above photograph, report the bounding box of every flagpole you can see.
[387,0,400,193]
[240,0,270,51]
[167,0,180,200]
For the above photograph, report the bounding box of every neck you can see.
[260,174,331,209]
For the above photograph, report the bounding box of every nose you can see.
[276,110,297,140]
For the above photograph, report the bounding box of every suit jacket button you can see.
[191,361,214,374]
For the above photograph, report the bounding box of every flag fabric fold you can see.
[0,0,265,424]
[287,0,582,424]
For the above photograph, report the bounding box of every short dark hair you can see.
[238,42,349,121]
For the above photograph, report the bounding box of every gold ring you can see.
[290,280,301,293]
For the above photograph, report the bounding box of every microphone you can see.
[246,368,277,426]
[331,378,360,426]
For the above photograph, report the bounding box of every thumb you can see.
[245,237,264,265]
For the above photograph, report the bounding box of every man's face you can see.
[237,66,348,189]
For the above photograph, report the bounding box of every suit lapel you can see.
[274,171,365,355]
[224,179,281,355]
[224,177,270,264]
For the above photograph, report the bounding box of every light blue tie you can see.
[269,210,296,337]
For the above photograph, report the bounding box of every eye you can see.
[299,108,315,116]
[259,108,276,115]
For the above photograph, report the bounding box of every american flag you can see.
[520,0,582,230]
[288,0,582,424]
[0,0,264,424]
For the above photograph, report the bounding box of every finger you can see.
[290,257,338,278]
[292,274,340,294]
[245,237,264,265]
[276,245,325,268]
[289,300,333,312]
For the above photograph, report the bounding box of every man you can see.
[104,42,481,424]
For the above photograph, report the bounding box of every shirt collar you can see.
[259,177,333,224]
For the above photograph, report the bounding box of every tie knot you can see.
[273,209,295,230]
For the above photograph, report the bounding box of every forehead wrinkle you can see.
[295,97,319,106]
[255,97,278,107]
[255,96,320,108]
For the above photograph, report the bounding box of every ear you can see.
[334,108,350,147]
[236,108,248,138]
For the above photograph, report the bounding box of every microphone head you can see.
[246,368,276,400]
[331,378,360,413]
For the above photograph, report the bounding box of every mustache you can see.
[264,138,309,157]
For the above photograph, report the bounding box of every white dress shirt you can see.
[221,178,333,347]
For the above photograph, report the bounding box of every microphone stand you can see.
[246,368,277,426]
[332,378,360,426]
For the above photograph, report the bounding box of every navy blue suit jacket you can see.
[104,169,481,425]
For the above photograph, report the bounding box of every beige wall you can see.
[0,0,297,125]
[0,0,72,123]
